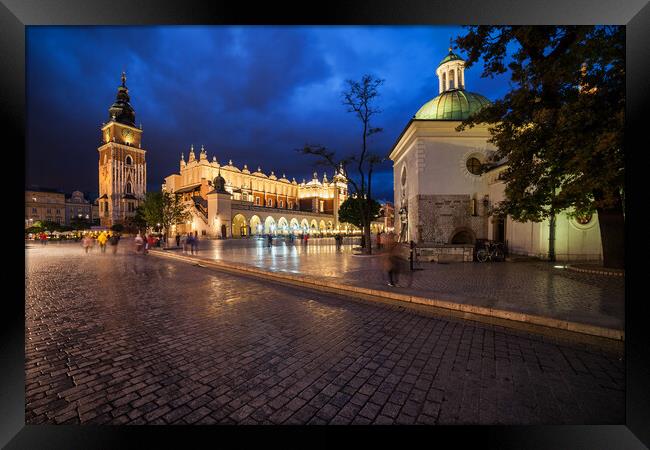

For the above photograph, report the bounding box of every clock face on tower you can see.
[121,128,132,138]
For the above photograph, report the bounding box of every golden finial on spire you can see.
[121,71,126,86]
[449,37,453,52]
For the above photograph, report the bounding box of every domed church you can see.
[388,47,603,262]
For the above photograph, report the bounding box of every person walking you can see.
[82,233,92,254]
[175,233,181,248]
[335,233,342,251]
[97,231,108,253]
[39,232,48,245]
[186,232,194,255]
[191,231,199,255]
[384,237,401,287]
[109,232,120,255]
[267,234,273,248]
[134,233,144,253]
[377,231,383,250]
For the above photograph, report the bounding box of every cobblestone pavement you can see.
[181,237,625,330]
[25,242,624,425]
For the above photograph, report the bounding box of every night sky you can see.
[26,26,512,202]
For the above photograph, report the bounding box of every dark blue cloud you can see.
[26,26,511,201]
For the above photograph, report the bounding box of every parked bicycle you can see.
[476,240,505,262]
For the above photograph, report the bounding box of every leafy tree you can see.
[140,192,164,230]
[338,197,381,229]
[455,26,624,268]
[25,225,43,234]
[161,191,190,243]
[139,191,189,245]
[40,220,62,232]
[299,74,384,254]
[129,205,148,233]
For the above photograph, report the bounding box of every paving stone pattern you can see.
[26,242,624,425]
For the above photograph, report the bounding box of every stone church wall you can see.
[416,194,488,245]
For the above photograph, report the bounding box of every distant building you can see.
[64,191,93,225]
[97,72,147,227]
[25,188,65,227]
[163,149,349,238]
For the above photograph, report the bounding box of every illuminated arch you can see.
[319,220,326,232]
[277,217,289,234]
[300,218,309,233]
[290,218,300,232]
[249,215,262,235]
[231,214,247,238]
[264,216,276,234]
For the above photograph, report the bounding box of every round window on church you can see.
[466,157,482,175]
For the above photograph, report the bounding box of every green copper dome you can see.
[414,89,491,120]
[438,50,463,67]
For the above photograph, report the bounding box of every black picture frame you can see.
[5,0,648,447]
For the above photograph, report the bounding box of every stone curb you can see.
[151,250,624,342]
[565,265,625,277]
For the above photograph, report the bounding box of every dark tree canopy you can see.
[455,26,624,268]
[338,197,381,229]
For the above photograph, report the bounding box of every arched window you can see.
[125,155,133,165]
[126,182,132,194]
[442,72,447,91]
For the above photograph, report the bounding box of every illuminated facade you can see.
[97,73,146,227]
[389,48,603,262]
[163,148,349,237]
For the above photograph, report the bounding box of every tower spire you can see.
[121,71,126,87]
[449,37,453,52]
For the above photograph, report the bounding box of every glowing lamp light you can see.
[554,265,565,269]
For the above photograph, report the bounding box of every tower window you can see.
[125,155,133,165]
[126,182,132,194]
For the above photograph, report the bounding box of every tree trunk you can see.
[363,223,372,255]
[548,213,556,262]
[596,205,625,269]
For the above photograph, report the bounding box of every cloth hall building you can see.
[163,148,349,238]
[389,48,603,262]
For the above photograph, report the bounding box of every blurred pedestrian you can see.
[267,234,273,247]
[186,232,194,255]
[109,232,120,255]
[97,231,108,253]
[335,233,342,251]
[175,233,181,248]
[39,232,48,245]
[383,236,402,287]
[82,233,93,254]
[191,231,199,255]
[135,233,144,253]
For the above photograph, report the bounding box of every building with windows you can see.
[25,188,66,226]
[65,191,93,225]
[388,47,603,262]
[96,72,146,227]
[163,148,349,238]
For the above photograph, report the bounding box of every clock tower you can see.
[97,72,146,227]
